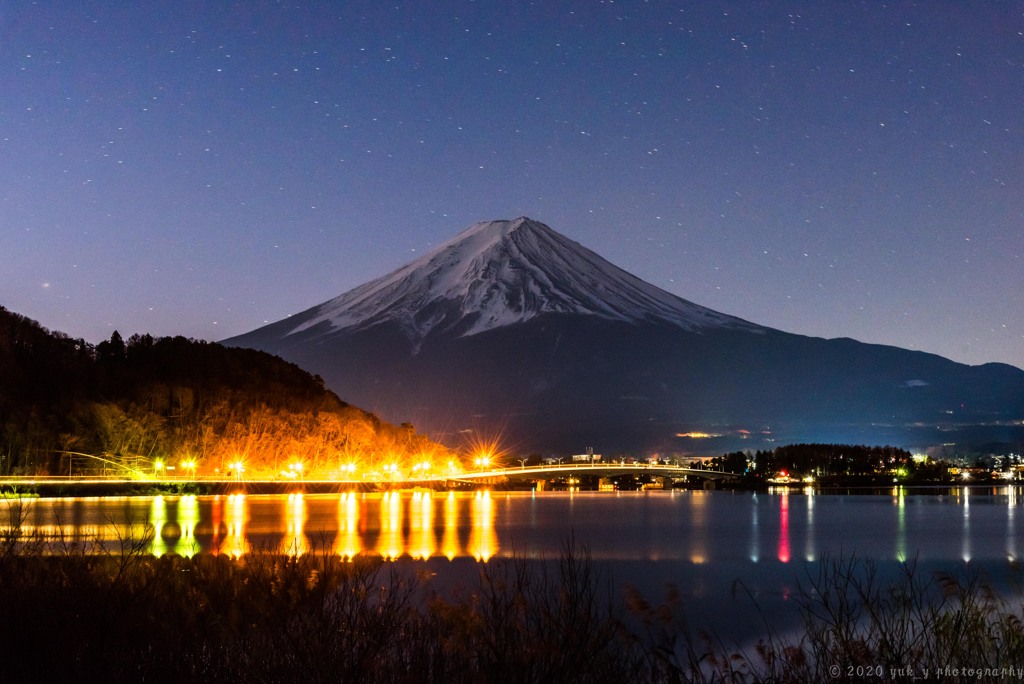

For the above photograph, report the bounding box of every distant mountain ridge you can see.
[225,218,1024,454]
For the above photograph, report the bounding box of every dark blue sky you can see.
[2,2,1021,368]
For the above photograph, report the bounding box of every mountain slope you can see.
[225,218,1024,454]
[250,218,758,348]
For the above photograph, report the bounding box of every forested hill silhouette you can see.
[0,305,444,477]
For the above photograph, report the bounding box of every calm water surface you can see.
[12,486,1024,641]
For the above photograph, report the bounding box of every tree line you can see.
[710,443,920,480]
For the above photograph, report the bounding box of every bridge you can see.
[448,462,731,484]
[0,462,733,495]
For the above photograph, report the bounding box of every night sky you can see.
[2,2,1022,369]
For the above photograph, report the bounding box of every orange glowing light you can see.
[224,494,249,558]
[378,491,404,560]
[409,490,435,559]
[335,492,361,559]
[283,493,307,556]
[442,491,460,559]
[468,490,497,561]
[461,431,509,472]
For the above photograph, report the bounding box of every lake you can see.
[9,486,1023,643]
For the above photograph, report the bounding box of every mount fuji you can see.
[225,218,1024,454]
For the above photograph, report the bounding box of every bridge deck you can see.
[0,464,729,492]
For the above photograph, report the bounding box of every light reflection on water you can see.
[6,487,1024,569]
[469,490,497,561]
[224,493,248,558]
[378,491,404,560]
[409,491,434,560]
[778,489,790,563]
[336,492,360,559]
[805,488,815,562]
[1009,486,1018,560]
[895,487,906,562]
[442,491,459,560]
[961,486,971,562]
[283,493,307,556]
[92,490,502,561]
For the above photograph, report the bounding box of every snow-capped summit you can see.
[281,217,756,343]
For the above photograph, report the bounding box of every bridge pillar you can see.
[702,478,716,490]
